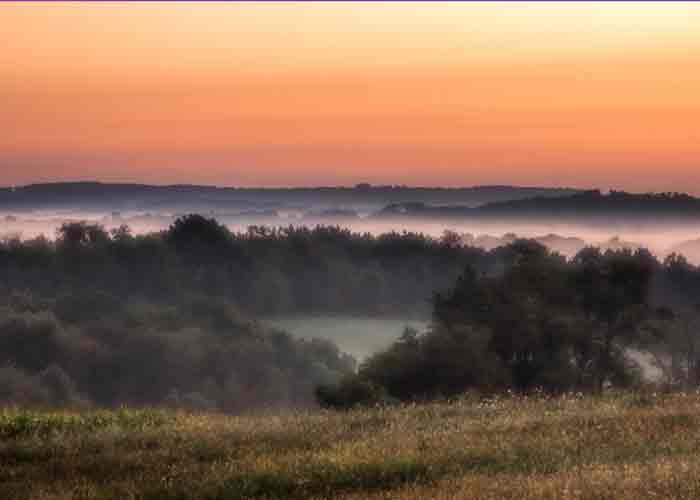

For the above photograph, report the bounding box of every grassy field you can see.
[3,392,700,500]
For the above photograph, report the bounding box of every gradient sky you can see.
[2,2,700,190]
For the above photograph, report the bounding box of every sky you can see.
[2,2,700,191]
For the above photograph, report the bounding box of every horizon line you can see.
[1,180,602,192]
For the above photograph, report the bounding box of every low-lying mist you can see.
[3,212,700,264]
[265,316,429,361]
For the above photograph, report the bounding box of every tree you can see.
[166,214,232,253]
[432,241,582,391]
[56,222,110,248]
[571,248,656,391]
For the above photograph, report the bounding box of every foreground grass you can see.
[3,393,700,499]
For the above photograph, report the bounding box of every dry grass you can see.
[3,392,700,499]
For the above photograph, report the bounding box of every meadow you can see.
[3,392,700,500]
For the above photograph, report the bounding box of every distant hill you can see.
[0,182,579,213]
[378,190,700,219]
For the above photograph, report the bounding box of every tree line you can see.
[0,215,491,317]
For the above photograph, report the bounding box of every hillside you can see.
[3,393,700,500]
[0,182,578,213]
[379,190,700,219]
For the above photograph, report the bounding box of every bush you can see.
[0,364,49,406]
[315,376,388,410]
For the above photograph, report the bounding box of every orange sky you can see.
[2,2,700,191]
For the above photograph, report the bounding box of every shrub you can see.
[315,376,388,410]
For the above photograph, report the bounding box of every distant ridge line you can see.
[0,181,581,192]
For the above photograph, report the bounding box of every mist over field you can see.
[265,317,429,361]
[4,211,700,264]
[4,184,700,262]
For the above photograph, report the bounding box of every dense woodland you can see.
[0,216,489,317]
[2,215,700,411]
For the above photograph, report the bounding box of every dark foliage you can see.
[315,376,388,410]
[0,218,490,317]
[0,302,355,411]
[319,241,700,408]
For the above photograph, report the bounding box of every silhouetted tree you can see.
[571,248,655,391]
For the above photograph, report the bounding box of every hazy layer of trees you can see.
[3,215,700,411]
[0,216,492,317]
[0,297,354,411]
[318,241,700,408]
